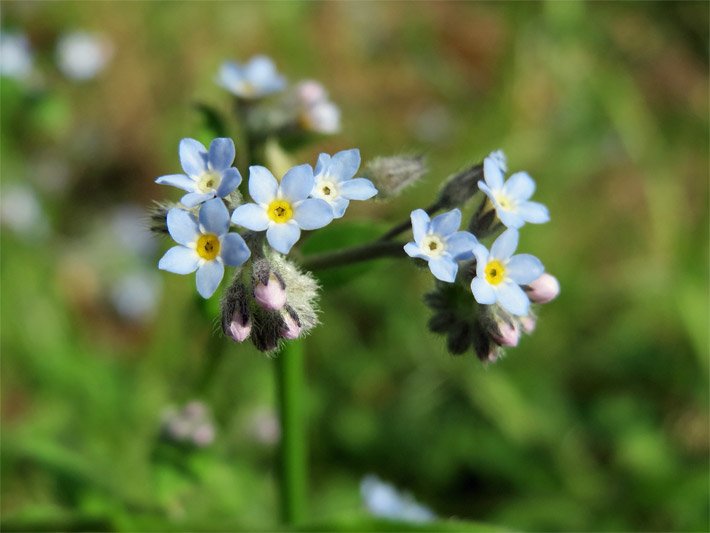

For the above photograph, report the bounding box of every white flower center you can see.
[493,191,516,212]
[197,170,222,193]
[314,179,338,203]
[421,234,446,258]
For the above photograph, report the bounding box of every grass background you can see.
[1,1,708,531]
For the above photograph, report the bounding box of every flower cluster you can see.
[406,150,559,362]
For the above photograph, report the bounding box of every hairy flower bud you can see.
[148,201,172,235]
[525,273,560,304]
[436,163,483,210]
[254,273,287,311]
[363,155,427,199]
[221,276,252,342]
[491,319,520,347]
[519,315,536,334]
[281,306,302,339]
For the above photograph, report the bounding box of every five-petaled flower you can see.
[155,138,242,208]
[311,149,378,218]
[217,55,286,99]
[404,208,479,283]
[159,198,251,298]
[231,164,334,254]
[470,228,544,316]
[478,150,549,229]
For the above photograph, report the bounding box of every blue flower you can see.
[217,55,286,99]
[310,149,378,218]
[231,164,333,254]
[158,198,251,298]
[470,228,544,316]
[155,138,242,208]
[404,208,478,282]
[478,150,550,229]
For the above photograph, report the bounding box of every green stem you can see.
[274,341,307,526]
[300,240,406,271]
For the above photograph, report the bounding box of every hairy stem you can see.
[300,240,406,271]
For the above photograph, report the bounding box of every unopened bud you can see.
[192,423,215,447]
[364,155,428,199]
[436,163,483,210]
[281,306,302,340]
[148,201,172,235]
[519,315,536,334]
[222,278,252,342]
[255,273,287,310]
[491,320,520,347]
[228,316,251,342]
[525,273,560,304]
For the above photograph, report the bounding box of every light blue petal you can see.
[199,198,230,236]
[155,173,196,192]
[231,203,270,231]
[158,245,199,274]
[478,180,495,199]
[217,62,243,91]
[471,277,496,304]
[506,254,544,285]
[281,164,315,202]
[245,55,285,92]
[314,153,331,177]
[216,167,242,197]
[249,166,278,204]
[220,233,251,266]
[293,198,333,230]
[491,228,518,260]
[473,244,489,278]
[518,201,550,224]
[181,192,215,207]
[503,171,535,201]
[497,208,525,229]
[179,138,208,177]
[331,197,350,219]
[208,138,235,171]
[496,282,530,316]
[430,208,461,236]
[489,150,507,173]
[340,178,377,200]
[429,257,458,283]
[446,231,478,260]
[267,222,301,254]
[196,260,224,298]
[330,149,360,180]
[166,208,199,245]
[410,209,430,244]
[484,154,504,190]
[404,242,428,260]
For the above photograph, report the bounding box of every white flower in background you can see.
[0,184,49,237]
[294,79,341,134]
[217,55,286,99]
[0,31,33,81]
[110,271,161,322]
[360,475,436,524]
[56,31,112,81]
[109,204,157,258]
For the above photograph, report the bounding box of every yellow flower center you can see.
[196,233,221,261]
[197,171,222,193]
[485,260,506,285]
[267,200,293,224]
[421,234,445,257]
[494,192,514,211]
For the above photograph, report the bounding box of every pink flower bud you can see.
[491,320,519,347]
[254,274,286,311]
[296,80,327,106]
[228,315,251,342]
[526,273,560,304]
[192,423,215,447]
[519,315,536,334]
[282,313,301,340]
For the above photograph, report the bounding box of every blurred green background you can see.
[1,1,708,531]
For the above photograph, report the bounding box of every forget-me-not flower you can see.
[217,55,286,99]
[404,208,478,283]
[0,32,33,81]
[56,31,112,81]
[155,138,242,208]
[478,150,549,229]
[470,228,544,316]
[231,164,333,254]
[310,149,378,218]
[158,198,251,298]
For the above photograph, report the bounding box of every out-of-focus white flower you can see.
[110,271,161,322]
[0,31,33,81]
[247,407,280,445]
[0,184,49,237]
[109,204,157,258]
[360,475,436,523]
[56,31,112,81]
[294,80,341,134]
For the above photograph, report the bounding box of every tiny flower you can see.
[158,198,251,298]
[155,138,242,207]
[470,229,544,316]
[310,149,378,218]
[231,164,333,254]
[491,319,520,347]
[360,475,436,524]
[478,150,549,229]
[56,31,112,81]
[0,32,33,81]
[254,273,287,311]
[217,55,286,99]
[294,80,340,134]
[525,272,560,304]
[404,208,478,283]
